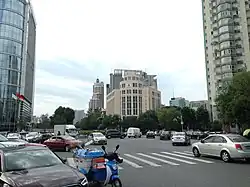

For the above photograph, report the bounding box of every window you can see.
[122,90,125,94]
[139,96,142,114]
[121,84,125,88]
[132,83,137,87]
[204,136,215,143]
[132,76,135,80]
[127,96,131,115]
[122,96,126,115]
[139,83,142,87]
[133,96,138,115]
[127,89,131,94]
[139,90,142,94]
[133,89,137,94]
[213,136,227,143]
[227,135,250,142]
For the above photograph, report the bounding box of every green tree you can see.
[157,107,182,131]
[120,116,138,130]
[38,114,51,128]
[137,110,159,132]
[196,106,210,130]
[50,106,75,125]
[216,72,250,130]
[180,107,196,130]
[211,120,222,131]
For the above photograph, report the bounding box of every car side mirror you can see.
[201,139,205,143]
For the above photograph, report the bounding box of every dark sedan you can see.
[146,131,155,138]
[160,131,171,140]
[0,144,88,187]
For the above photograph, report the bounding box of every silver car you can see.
[172,132,191,146]
[192,134,250,162]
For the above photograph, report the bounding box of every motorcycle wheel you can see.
[112,178,122,187]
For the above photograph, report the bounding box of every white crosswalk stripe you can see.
[137,153,179,166]
[184,151,193,154]
[120,157,143,168]
[151,153,197,165]
[124,153,161,167]
[162,152,214,164]
[174,151,193,156]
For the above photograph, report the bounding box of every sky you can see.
[31,0,207,116]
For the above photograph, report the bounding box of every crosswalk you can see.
[67,151,216,170]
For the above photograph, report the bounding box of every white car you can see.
[171,132,191,146]
[88,132,107,145]
[26,132,40,141]
[7,133,21,140]
[0,134,26,148]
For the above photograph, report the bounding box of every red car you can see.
[43,135,81,152]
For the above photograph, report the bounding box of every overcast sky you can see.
[31,0,207,116]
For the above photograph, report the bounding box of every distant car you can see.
[43,135,81,152]
[25,132,40,142]
[88,132,107,145]
[146,131,155,138]
[160,131,171,140]
[127,127,141,138]
[172,132,191,146]
[192,134,250,162]
[7,133,21,140]
[105,129,126,139]
[0,144,88,187]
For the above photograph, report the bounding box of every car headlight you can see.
[112,165,118,170]
[94,138,98,141]
[3,183,11,187]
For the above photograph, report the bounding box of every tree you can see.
[196,106,210,130]
[157,107,182,131]
[137,110,159,132]
[50,106,75,125]
[216,72,250,130]
[180,107,196,130]
[38,114,51,128]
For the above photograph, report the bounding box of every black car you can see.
[105,129,126,139]
[160,131,171,140]
[146,131,155,138]
[0,144,88,187]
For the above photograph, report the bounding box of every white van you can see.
[127,127,141,138]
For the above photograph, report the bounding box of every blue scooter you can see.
[101,145,123,187]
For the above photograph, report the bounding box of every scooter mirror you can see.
[101,145,106,151]
[115,145,120,150]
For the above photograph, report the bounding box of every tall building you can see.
[169,97,188,108]
[202,0,250,120]
[106,69,161,117]
[73,110,87,125]
[189,100,209,111]
[89,78,104,110]
[0,0,36,130]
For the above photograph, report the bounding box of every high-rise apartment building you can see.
[169,97,188,108]
[89,78,104,110]
[73,110,87,125]
[106,69,161,117]
[0,0,36,130]
[202,0,250,120]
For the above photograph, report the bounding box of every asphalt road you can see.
[56,136,250,187]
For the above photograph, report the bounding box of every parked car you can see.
[146,131,155,138]
[105,129,126,139]
[43,135,81,152]
[160,131,171,140]
[172,132,191,146]
[7,133,21,140]
[25,132,40,142]
[88,132,107,145]
[0,144,88,187]
[192,134,250,162]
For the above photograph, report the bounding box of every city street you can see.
[56,137,250,187]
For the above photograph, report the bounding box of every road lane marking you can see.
[173,151,195,156]
[151,153,196,165]
[118,166,123,170]
[137,153,179,166]
[161,152,214,164]
[124,154,161,167]
[120,157,143,168]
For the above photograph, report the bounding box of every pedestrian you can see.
[57,131,61,136]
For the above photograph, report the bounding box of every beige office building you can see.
[106,70,161,117]
[202,0,250,120]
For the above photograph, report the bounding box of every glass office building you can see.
[0,0,36,131]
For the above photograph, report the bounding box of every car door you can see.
[55,137,66,149]
[199,136,215,155]
[211,136,227,157]
[46,136,57,148]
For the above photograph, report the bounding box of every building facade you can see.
[189,100,209,111]
[73,110,86,125]
[0,0,36,131]
[89,78,104,110]
[169,97,188,108]
[202,0,250,120]
[106,69,161,117]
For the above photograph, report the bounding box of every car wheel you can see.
[221,151,231,162]
[65,145,71,152]
[192,147,201,157]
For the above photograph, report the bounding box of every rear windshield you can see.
[174,133,185,136]
[228,135,250,142]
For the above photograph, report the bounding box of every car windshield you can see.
[8,133,18,137]
[174,133,185,136]
[94,133,104,137]
[228,135,250,142]
[27,132,37,137]
[0,135,8,142]
[4,149,63,171]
